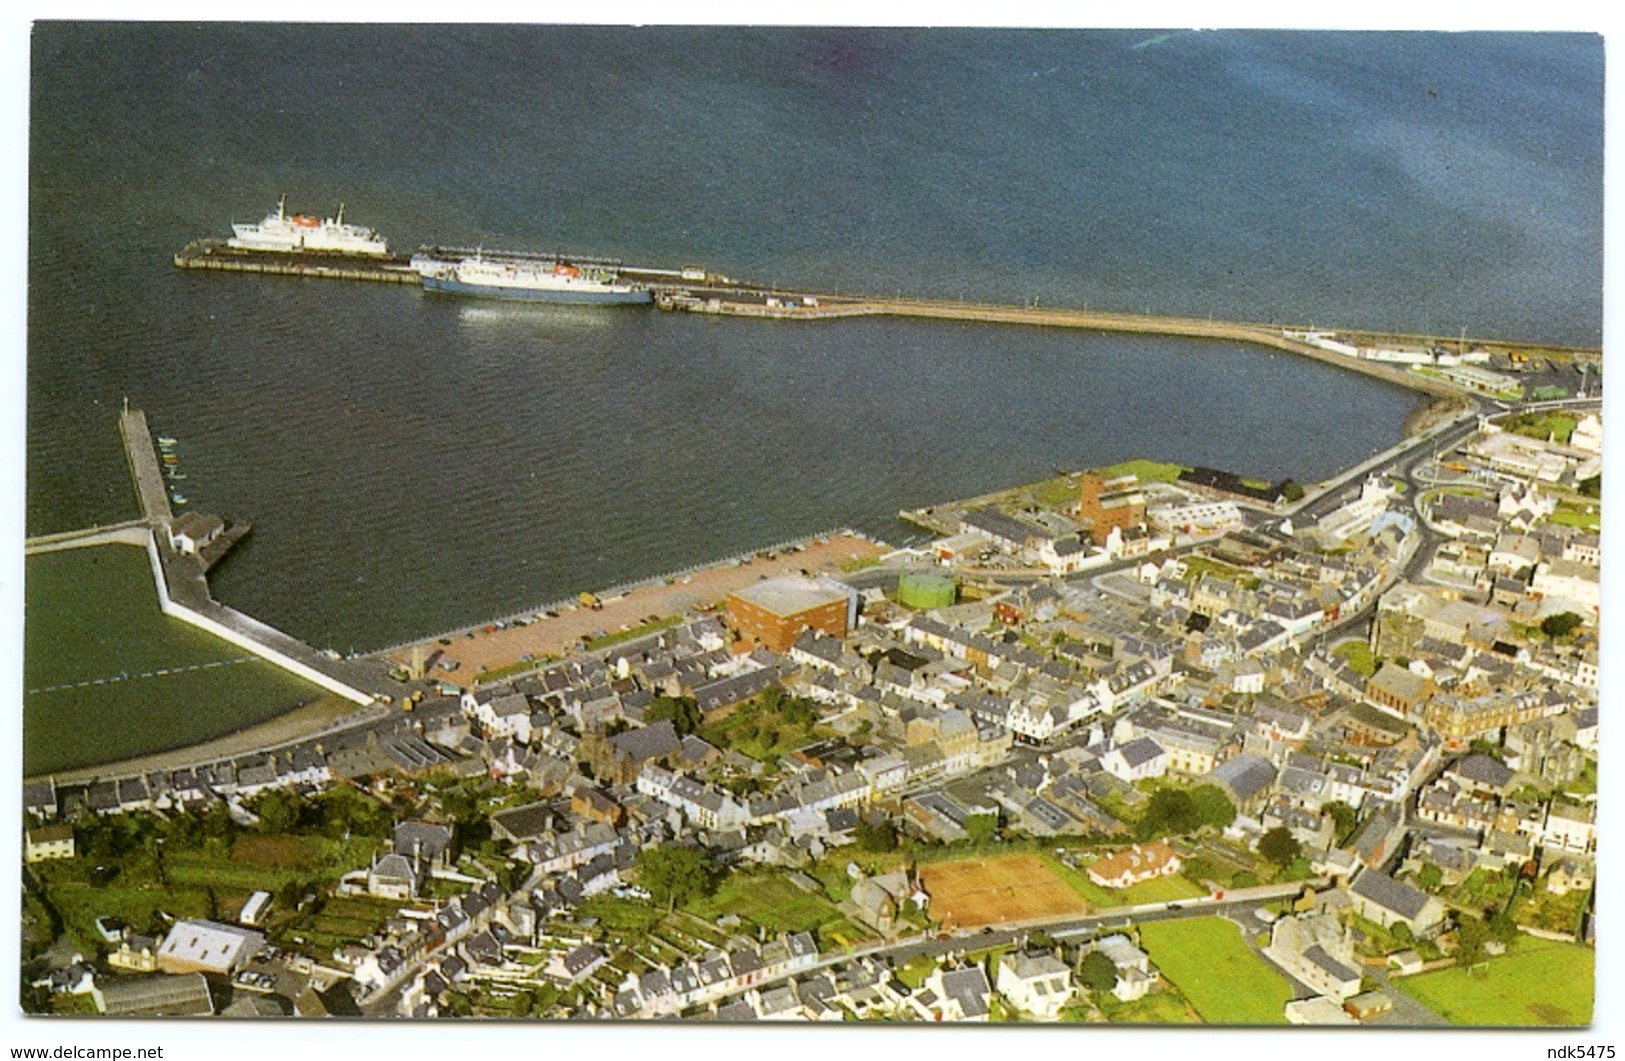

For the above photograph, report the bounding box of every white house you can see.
[995,950,1075,1019]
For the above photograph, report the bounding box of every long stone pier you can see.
[662,292,1470,400]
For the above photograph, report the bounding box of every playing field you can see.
[24,543,323,775]
[1139,916,1294,1024]
[918,853,1090,928]
[1393,939,1594,1025]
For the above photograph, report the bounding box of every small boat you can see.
[157,436,178,447]
[171,492,188,504]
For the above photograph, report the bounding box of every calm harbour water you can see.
[27,25,1603,654]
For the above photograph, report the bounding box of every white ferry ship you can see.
[228,196,390,257]
[412,249,651,305]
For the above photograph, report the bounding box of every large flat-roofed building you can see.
[156,919,265,975]
[726,575,857,652]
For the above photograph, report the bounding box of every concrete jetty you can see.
[173,241,421,283]
[118,404,174,524]
[658,292,1472,400]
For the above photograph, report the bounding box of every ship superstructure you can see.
[228,196,391,257]
[412,248,652,304]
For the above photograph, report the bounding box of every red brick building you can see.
[726,575,856,652]
[1079,472,1146,536]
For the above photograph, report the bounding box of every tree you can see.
[255,790,305,834]
[1139,788,1201,838]
[1540,612,1584,640]
[1488,906,1519,946]
[199,801,238,846]
[276,877,310,911]
[964,812,999,844]
[646,695,703,736]
[1190,785,1237,830]
[636,844,721,909]
[1323,801,1358,842]
[1258,827,1301,868]
[781,696,818,728]
[1454,914,1491,969]
[1079,950,1118,993]
[855,819,898,853]
[1417,862,1444,893]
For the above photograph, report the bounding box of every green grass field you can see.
[1138,917,1294,1024]
[24,544,324,774]
[1394,939,1594,1025]
[1333,640,1379,677]
[1100,458,1187,484]
[1096,989,1200,1024]
[684,870,861,941]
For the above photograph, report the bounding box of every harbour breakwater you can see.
[658,293,1468,399]
[174,233,1597,407]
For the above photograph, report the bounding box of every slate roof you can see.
[692,669,781,713]
[1302,944,1361,983]
[1117,736,1166,769]
[611,719,684,763]
[939,967,991,1019]
[1208,753,1278,802]
[1350,868,1430,920]
[490,800,554,843]
[1449,753,1516,791]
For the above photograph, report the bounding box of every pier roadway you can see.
[662,289,1471,401]
[853,299,1467,399]
[118,404,173,525]
[379,533,886,684]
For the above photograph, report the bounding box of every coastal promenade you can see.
[376,532,888,683]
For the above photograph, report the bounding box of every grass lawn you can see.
[1547,506,1600,531]
[24,544,324,775]
[1504,411,1578,445]
[697,703,833,768]
[1178,555,1252,583]
[894,954,938,990]
[576,895,667,934]
[1394,939,1594,1025]
[1515,887,1591,937]
[1333,640,1379,677]
[1096,989,1200,1024]
[684,870,852,936]
[1448,867,1519,910]
[584,615,684,652]
[1099,458,1187,484]
[1138,917,1294,1025]
[1030,475,1082,507]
